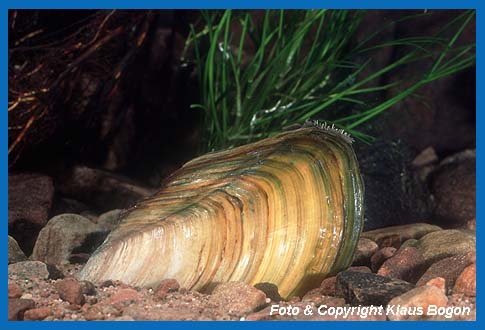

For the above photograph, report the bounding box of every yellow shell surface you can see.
[78,126,364,298]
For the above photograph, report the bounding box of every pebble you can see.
[386,285,448,320]
[415,230,475,266]
[425,277,446,294]
[352,238,378,266]
[412,146,438,167]
[377,247,427,283]
[8,261,63,280]
[55,278,85,305]
[8,298,35,320]
[253,282,283,302]
[453,263,476,297]
[83,305,105,321]
[347,266,373,273]
[8,173,54,228]
[399,238,418,250]
[431,152,475,226]
[23,307,51,320]
[370,247,396,272]
[56,165,155,211]
[319,276,337,296]
[416,253,475,293]
[96,209,123,231]
[108,288,141,305]
[32,213,108,265]
[8,236,27,264]
[362,223,442,248]
[336,271,415,305]
[209,282,267,315]
[154,279,180,300]
[8,282,23,298]
[79,280,97,296]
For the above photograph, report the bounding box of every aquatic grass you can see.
[183,10,475,152]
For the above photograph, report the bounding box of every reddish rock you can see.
[108,288,141,305]
[370,247,396,272]
[23,307,51,320]
[302,290,345,307]
[362,223,442,248]
[387,285,448,320]
[123,306,207,321]
[453,263,476,297]
[8,173,54,227]
[154,279,180,299]
[8,282,23,298]
[416,253,474,293]
[320,276,337,296]
[347,266,372,273]
[55,278,85,305]
[245,306,275,321]
[8,298,35,320]
[431,153,475,226]
[377,246,427,283]
[79,280,97,296]
[352,238,378,266]
[310,309,387,321]
[83,305,105,321]
[425,277,446,294]
[377,234,401,249]
[209,282,267,315]
[287,296,301,303]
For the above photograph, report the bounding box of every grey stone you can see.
[336,271,415,306]
[8,261,62,280]
[416,229,476,266]
[8,236,27,264]
[31,213,108,265]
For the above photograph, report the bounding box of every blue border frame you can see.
[3,0,480,329]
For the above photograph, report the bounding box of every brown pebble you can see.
[352,238,378,266]
[425,277,446,294]
[8,298,35,320]
[84,305,105,321]
[154,279,180,299]
[80,280,97,296]
[453,263,476,297]
[370,247,396,272]
[377,246,427,283]
[55,278,85,305]
[100,280,114,288]
[320,276,337,296]
[108,288,141,305]
[387,285,448,320]
[209,282,267,315]
[377,234,401,249]
[347,266,372,273]
[8,282,23,298]
[416,253,475,293]
[24,307,51,320]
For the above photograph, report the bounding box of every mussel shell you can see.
[78,126,364,298]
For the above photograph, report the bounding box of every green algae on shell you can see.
[77,124,364,298]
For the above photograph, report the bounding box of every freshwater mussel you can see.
[78,123,364,298]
